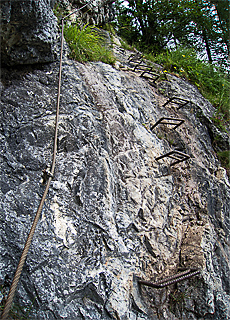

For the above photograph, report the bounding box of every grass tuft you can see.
[64,23,116,64]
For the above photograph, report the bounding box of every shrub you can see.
[120,38,134,51]
[53,3,69,23]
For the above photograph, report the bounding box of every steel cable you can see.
[0,2,93,318]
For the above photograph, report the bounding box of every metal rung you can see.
[141,70,158,76]
[134,68,162,84]
[128,52,143,62]
[128,56,164,84]
[140,71,160,82]
[132,61,152,72]
[155,150,190,166]
[168,154,185,161]
[151,117,185,130]
[132,61,146,71]
[161,97,190,110]
[133,65,153,72]
[147,77,161,87]
[138,269,200,289]
[129,58,144,66]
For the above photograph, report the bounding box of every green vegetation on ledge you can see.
[145,47,230,133]
[64,23,115,64]
[53,3,115,65]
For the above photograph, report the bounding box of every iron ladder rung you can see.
[151,117,185,130]
[161,97,190,110]
[155,150,190,166]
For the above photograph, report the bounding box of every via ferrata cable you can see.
[0,2,93,318]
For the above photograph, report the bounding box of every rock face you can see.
[0,0,60,66]
[0,0,115,66]
[57,0,115,25]
[0,50,229,319]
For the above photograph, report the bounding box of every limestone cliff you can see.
[0,0,114,66]
[0,2,229,320]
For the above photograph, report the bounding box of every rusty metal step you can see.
[151,117,185,130]
[161,97,190,110]
[155,150,190,166]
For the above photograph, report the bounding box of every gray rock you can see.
[157,76,230,152]
[0,58,229,319]
[57,0,115,25]
[0,0,60,66]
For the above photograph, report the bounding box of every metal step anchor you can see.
[161,97,190,110]
[151,117,185,130]
[140,69,161,84]
[155,150,190,166]
[128,52,143,63]
[138,269,200,289]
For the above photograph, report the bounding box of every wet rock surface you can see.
[0,57,229,319]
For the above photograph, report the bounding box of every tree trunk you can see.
[202,28,212,63]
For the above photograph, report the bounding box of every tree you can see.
[115,0,229,66]
[211,0,229,52]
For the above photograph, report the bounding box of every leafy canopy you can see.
[115,0,229,67]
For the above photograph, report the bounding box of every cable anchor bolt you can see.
[41,168,53,185]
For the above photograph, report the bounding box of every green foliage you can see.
[148,47,230,130]
[120,39,134,51]
[0,285,34,319]
[169,288,191,315]
[53,4,116,65]
[169,278,203,316]
[53,3,69,24]
[115,0,229,66]
[217,150,230,175]
[115,0,168,53]
[211,110,229,133]
[101,23,116,36]
[64,23,116,64]
[170,288,190,304]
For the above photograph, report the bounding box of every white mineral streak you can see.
[51,195,77,246]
